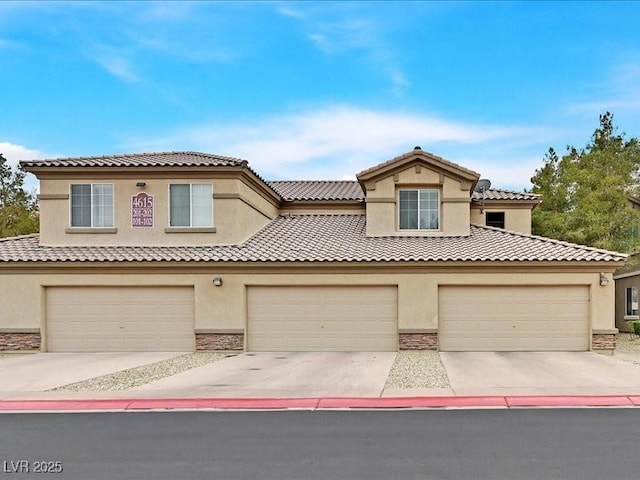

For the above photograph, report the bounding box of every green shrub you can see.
[633,321,640,336]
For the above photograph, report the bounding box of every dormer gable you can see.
[356,147,481,237]
[357,146,481,186]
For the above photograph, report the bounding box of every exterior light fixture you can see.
[213,277,223,287]
[136,182,147,187]
[600,273,609,286]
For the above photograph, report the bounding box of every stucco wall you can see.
[38,176,279,246]
[615,275,640,332]
[0,267,616,350]
[470,206,533,235]
[364,164,471,237]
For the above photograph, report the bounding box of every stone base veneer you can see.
[196,333,244,351]
[592,333,616,352]
[399,333,438,350]
[0,332,41,351]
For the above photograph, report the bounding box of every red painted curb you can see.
[0,396,638,411]
[506,396,634,407]
[317,396,508,408]
[0,400,132,411]
[125,398,320,410]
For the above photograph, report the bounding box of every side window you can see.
[169,183,213,227]
[399,189,439,230]
[626,287,639,317]
[70,184,114,227]
[486,212,505,229]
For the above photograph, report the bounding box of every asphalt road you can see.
[0,409,638,480]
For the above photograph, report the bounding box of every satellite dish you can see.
[474,179,492,193]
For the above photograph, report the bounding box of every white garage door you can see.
[247,286,398,351]
[46,286,195,352]
[439,286,589,351]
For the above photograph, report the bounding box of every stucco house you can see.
[0,147,626,353]
[614,253,640,333]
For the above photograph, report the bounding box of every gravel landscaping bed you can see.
[613,333,640,364]
[385,351,449,389]
[52,352,231,392]
[615,333,640,352]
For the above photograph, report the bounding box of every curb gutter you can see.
[1,395,640,412]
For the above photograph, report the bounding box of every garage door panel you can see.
[439,286,589,352]
[46,286,195,352]
[248,286,397,352]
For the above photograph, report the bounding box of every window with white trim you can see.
[399,189,439,230]
[169,183,213,227]
[70,184,114,227]
[626,286,639,317]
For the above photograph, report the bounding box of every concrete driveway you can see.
[0,352,183,399]
[5,350,640,399]
[440,351,640,396]
[134,352,397,398]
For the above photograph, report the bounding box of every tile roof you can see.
[267,181,365,201]
[0,235,218,263]
[357,147,481,179]
[472,189,540,202]
[267,180,535,203]
[20,151,248,169]
[0,216,625,264]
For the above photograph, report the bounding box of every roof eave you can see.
[356,149,481,184]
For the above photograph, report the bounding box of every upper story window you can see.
[70,184,114,227]
[169,183,213,227]
[626,287,639,318]
[399,189,439,230]
[486,211,505,229]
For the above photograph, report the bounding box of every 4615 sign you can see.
[132,192,154,227]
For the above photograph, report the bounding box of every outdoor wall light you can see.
[600,273,609,286]
[213,277,223,287]
[136,182,147,187]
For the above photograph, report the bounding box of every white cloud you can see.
[0,142,48,193]
[567,60,640,115]
[276,5,306,20]
[89,45,139,83]
[129,104,547,188]
[0,142,45,168]
[455,155,543,191]
[277,5,409,96]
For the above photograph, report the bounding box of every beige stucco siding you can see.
[615,275,640,332]
[38,176,278,246]
[0,267,616,351]
[470,206,533,235]
[364,164,472,237]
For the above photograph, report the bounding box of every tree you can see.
[0,153,39,237]
[530,112,640,253]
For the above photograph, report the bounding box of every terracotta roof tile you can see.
[0,216,625,264]
[21,151,247,169]
[267,181,364,201]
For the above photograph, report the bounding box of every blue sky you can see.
[2,1,640,191]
